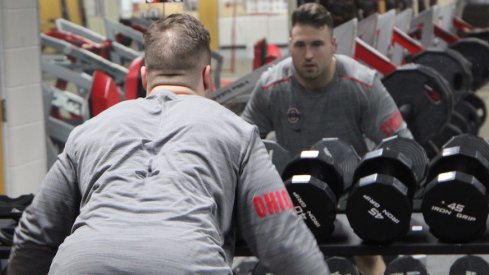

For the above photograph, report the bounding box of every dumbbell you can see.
[385,255,428,275]
[282,138,359,241]
[262,139,292,175]
[450,255,489,275]
[455,93,487,135]
[464,93,487,127]
[429,124,464,151]
[454,101,480,135]
[346,136,428,243]
[449,38,489,91]
[325,256,359,275]
[0,194,34,221]
[422,134,489,242]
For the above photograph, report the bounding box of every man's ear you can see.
[203,64,213,92]
[141,65,148,92]
[331,36,337,54]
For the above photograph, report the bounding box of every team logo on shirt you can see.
[253,189,294,218]
[286,107,301,124]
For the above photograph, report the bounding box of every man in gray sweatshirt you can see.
[8,13,329,275]
[242,3,414,274]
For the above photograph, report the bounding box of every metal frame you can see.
[56,18,142,66]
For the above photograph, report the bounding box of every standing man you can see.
[8,14,329,275]
[241,3,412,157]
[241,3,413,275]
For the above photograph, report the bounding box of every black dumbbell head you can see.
[310,137,360,190]
[422,140,441,160]
[422,171,488,243]
[450,255,489,275]
[285,175,337,241]
[427,145,489,188]
[346,173,412,243]
[262,139,291,175]
[353,148,416,199]
[377,135,429,184]
[444,134,489,164]
[431,124,464,150]
[282,150,344,199]
[385,256,428,275]
[325,256,359,275]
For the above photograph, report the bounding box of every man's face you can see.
[289,24,336,81]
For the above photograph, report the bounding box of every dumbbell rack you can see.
[236,198,489,256]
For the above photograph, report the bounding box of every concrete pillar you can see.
[0,1,47,196]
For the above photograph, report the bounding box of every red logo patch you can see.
[253,189,294,218]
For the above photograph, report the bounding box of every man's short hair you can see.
[292,3,334,30]
[143,13,211,72]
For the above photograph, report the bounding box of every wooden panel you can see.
[65,0,84,26]
[198,0,218,50]
[39,0,63,32]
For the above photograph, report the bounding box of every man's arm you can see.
[240,79,274,138]
[362,74,413,143]
[236,129,329,275]
[8,139,81,274]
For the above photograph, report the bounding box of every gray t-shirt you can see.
[8,90,329,275]
[241,55,412,156]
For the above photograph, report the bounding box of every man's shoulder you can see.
[335,54,377,88]
[258,57,294,91]
[186,96,255,127]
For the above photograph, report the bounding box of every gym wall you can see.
[0,1,46,196]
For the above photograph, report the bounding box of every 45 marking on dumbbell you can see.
[367,207,400,224]
[430,201,476,222]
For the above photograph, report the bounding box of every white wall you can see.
[219,14,289,47]
[0,0,47,196]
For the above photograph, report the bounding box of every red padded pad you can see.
[266,43,282,61]
[91,70,121,116]
[45,30,98,48]
[253,39,282,70]
[125,56,144,100]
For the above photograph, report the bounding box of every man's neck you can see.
[150,85,197,96]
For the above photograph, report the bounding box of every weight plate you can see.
[422,140,441,160]
[450,111,470,134]
[382,64,454,144]
[430,123,463,149]
[449,38,489,91]
[455,101,482,134]
[464,93,487,126]
[411,48,472,102]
